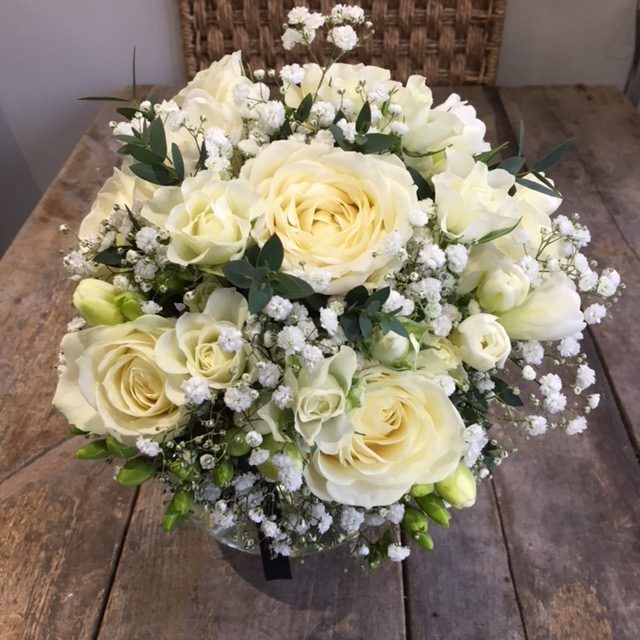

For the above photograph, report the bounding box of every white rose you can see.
[242,141,416,294]
[370,330,419,367]
[304,367,465,508]
[79,168,157,240]
[155,288,249,400]
[433,149,520,242]
[476,263,530,313]
[289,346,358,451]
[141,170,259,270]
[53,315,185,444]
[498,276,585,341]
[451,313,511,372]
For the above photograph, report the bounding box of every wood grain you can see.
[498,85,640,449]
[0,439,136,640]
[97,483,407,640]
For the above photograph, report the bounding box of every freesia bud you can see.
[435,462,477,509]
[415,493,451,527]
[73,278,125,325]
[402,507,429,534]
[212,459,235,488]
[410,483,434,497]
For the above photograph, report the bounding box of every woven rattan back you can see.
[177,1,506,85]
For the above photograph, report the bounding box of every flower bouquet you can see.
[54,4,621,568]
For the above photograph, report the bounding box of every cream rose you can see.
[304,367,465,508]
[498,276,585,341]
[155,288,249,401]
[289,346,358,451]
[451,313,511,372]
[242,141,417,294]
[53,316,184,444]
[433,149,520,242]
[141,170,259,269]
[476,263,530,313]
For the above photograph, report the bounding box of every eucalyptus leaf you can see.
[356,101,372,134]
[516,177,560,198]
[78,96,131,102]
[476,218,522,245]
[385,317,409,337]
[248,278,273,313]
[339,313,360,341]
[257,234,284,270]
[367,286,391,307]
[129,163,175,186]
[329,124,348,149]
[223,260,255,289]
[345,285,368,307]
[116,107,140,120]
[359,133,398,154]
[93,245,132,267]
[295,93,313,122]
[149,117,167,159]
[498,156,526,175]
[171,143,185,181]
[116,456,155,486]
[407,166,434,200]
[474,142,509,165]
[272,273,314,299]
[118,144,164,165]
[532,140,572,173]
[359,313,374,339]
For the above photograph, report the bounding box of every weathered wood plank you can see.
[97,483,406,640]
[490,86,640,638]
[400,86,527,640]
[499,85,640,449]
[0,85,170,481]
[0,439,135,640]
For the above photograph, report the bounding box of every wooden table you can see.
[1,85,638,640]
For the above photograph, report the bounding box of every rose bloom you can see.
[302,360,465,508]
[141,169,259,270]
[53,316,185,444]
[155,288,249,400]
[451,313,511,372]
[242,140,417,294]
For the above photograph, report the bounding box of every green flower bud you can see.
[413,530,434,551]
[256,435,303,481]
[410,483,434,497]
[402,506,429,534]
[435,462,477,509]
[114,291,143,321]
[73,278,125,325]
[162,512,182,533]
[169,490,193,516]
[415,494,451,528]
[212,459,235,488]
[221,428,251,457]
[168,460,199,482]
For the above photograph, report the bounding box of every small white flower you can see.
[522,365,537,381]
[578,271,598,292]
[302,344,323,370]
[257,101,286,134]
[336,118,356,143]
[181,376,211,405]
[311,100,337,126]
[519,255,540,285]
[340,506,364,534]
[233,471,259,492]
[277,325,306,355]
[559,336,581,357]
[566,416,588,435]
[575,364,595,392]
[135,227,159,253]
[526,415,548,436]
[387,544,411,562]
[583,303,607,325]
[596,274,618,298]
[218,327,244,353]
[282,28,303,50]
[520,341,544,365]
[587,394,601,409]
[379,231,404,256]
[224,385,258,412]
[272,385,294,410]
[435,374,456,396]
[199,454,216,470]
[204,126,233,158]
[136,436,162,457]
[445,244,469,274]
[382,290,414,316]
[245,430,263,448]
[133,259,157,281]
[389,121,409,136]
[66,317,86,332]
[544,392,567,414]
[265,295,293,321]
[386,503,405,525]
[280,63,305,85]
[464,423,488,466]
[256,361,281,388]
[141,300,162,315]
[329,25,358,51]
[249,448,270,466]
[539,373,563,396]
[314,129,335,145]
[319,307,339,335]
[157,99,187,132]
[418,243,447,270]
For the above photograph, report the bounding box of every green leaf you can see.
[476,218,522,245]
[355,101,371,134]
[257,234,284,270]
[118,144,164,165]
[68,426,88,436]
[493,378,524,406]
[295,93,313,122]
[345,285,369,307]
[162,512,183,533]
[129,163,175,186]
[406,166,434,200]
[166,490,193,516]
[359,313,374,339]
[244,243,261,266]
[329,124,348,149]
[149,117,167,159]
[339,313,360,341]
[223,260,255,289]
[278,119,292,139]
[248,278,273,313]
[367,286,391,308]
[116,456,155,486]
[195,141,207,171]
[517,120,526,157]
[272,273,314,299]
[171,143,185,181]
[498,156,526,175]
[116,106,140,120]
[106,435,138,459]
[532,140,572,173]
[78,96,131,102]
[385,317,409,337]
[515,177,560,198]
[474,142,509,165]
[114,134,145,145]
[76,440,109,460]
[93,245,132,267]
[358,133,398,154]
[333,109,346,124]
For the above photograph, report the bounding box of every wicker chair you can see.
[177,1,507,85]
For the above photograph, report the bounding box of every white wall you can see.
[0,0,636,256]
